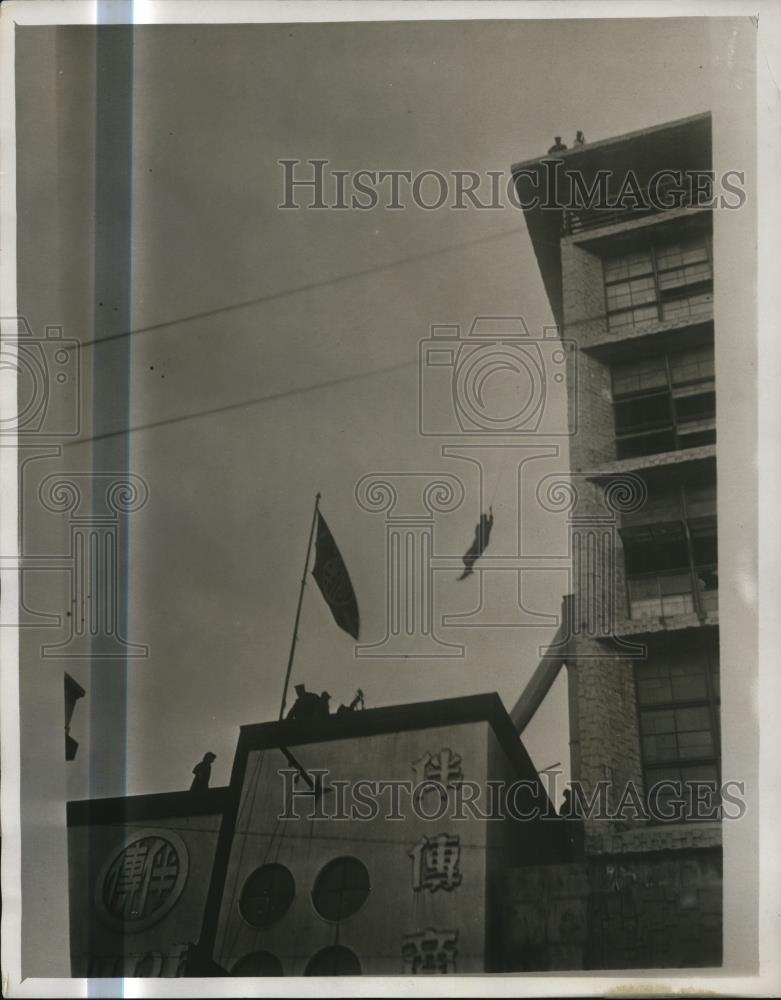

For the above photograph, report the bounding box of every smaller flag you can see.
[458,507,494,581]
[311,511,360,639]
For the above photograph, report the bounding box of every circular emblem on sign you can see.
[95,829,189,933]
[319,557,352,606]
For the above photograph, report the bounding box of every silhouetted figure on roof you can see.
[560,786,582,819]
[190,752,216,793]
[574,130,586,146]
[317,691,331,719]
[287,683,322,723]
[458,507,494,581]
[337,689,365,715]
[547,136,568,155]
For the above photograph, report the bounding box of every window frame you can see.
[603,232,713,333]
[634,636,721,823]
[621,480,718,621]
[231,950,285,977]
[612,345,716,459]
[311,856,371,923]
[305,945,362,976]
[238,862,296,929]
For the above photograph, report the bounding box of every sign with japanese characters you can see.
[402,927,459,974]
[411,747,464,788]
[95,829,189,933]
[409,833,462,893]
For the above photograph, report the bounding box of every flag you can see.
[311,511,360,639]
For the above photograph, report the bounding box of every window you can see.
[612,345,715,459]
[239,864,295,928]
[305,946,362,976]
[604,233,712,332]
[620,479,718,621]
[312,857,370,922]
[641,705,716,762]
[661,291,713,323]
[231,951,284,976]
[627,571,695,619]
[636,638,720,822]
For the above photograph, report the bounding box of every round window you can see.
[238,863,295,928]
[311,856,370,921]
[231,950,283,976]
[305,945,362,976]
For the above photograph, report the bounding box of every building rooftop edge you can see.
[67,693,543,825]
[510,110,712,175]
[67,785,232,826]
[238,691,505,742]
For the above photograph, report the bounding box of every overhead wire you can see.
[61,225,532,447]
[78,225,524,352]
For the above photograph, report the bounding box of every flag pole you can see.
[278,492,321,721]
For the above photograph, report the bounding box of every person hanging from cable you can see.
[458,506,494,581]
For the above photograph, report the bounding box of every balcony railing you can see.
[562,181,711,236]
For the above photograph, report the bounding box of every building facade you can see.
[508,112,722,966]
[68,694,567,976]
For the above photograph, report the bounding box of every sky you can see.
[16,17,724,802]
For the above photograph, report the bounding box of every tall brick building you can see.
[509,113,722,964]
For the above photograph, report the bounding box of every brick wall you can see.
[567,638,644,820]
[561,239,607,350]
[559,236,643,815]
[501,848,722,971]
[586,848,722,969]
[585,821,722,856]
